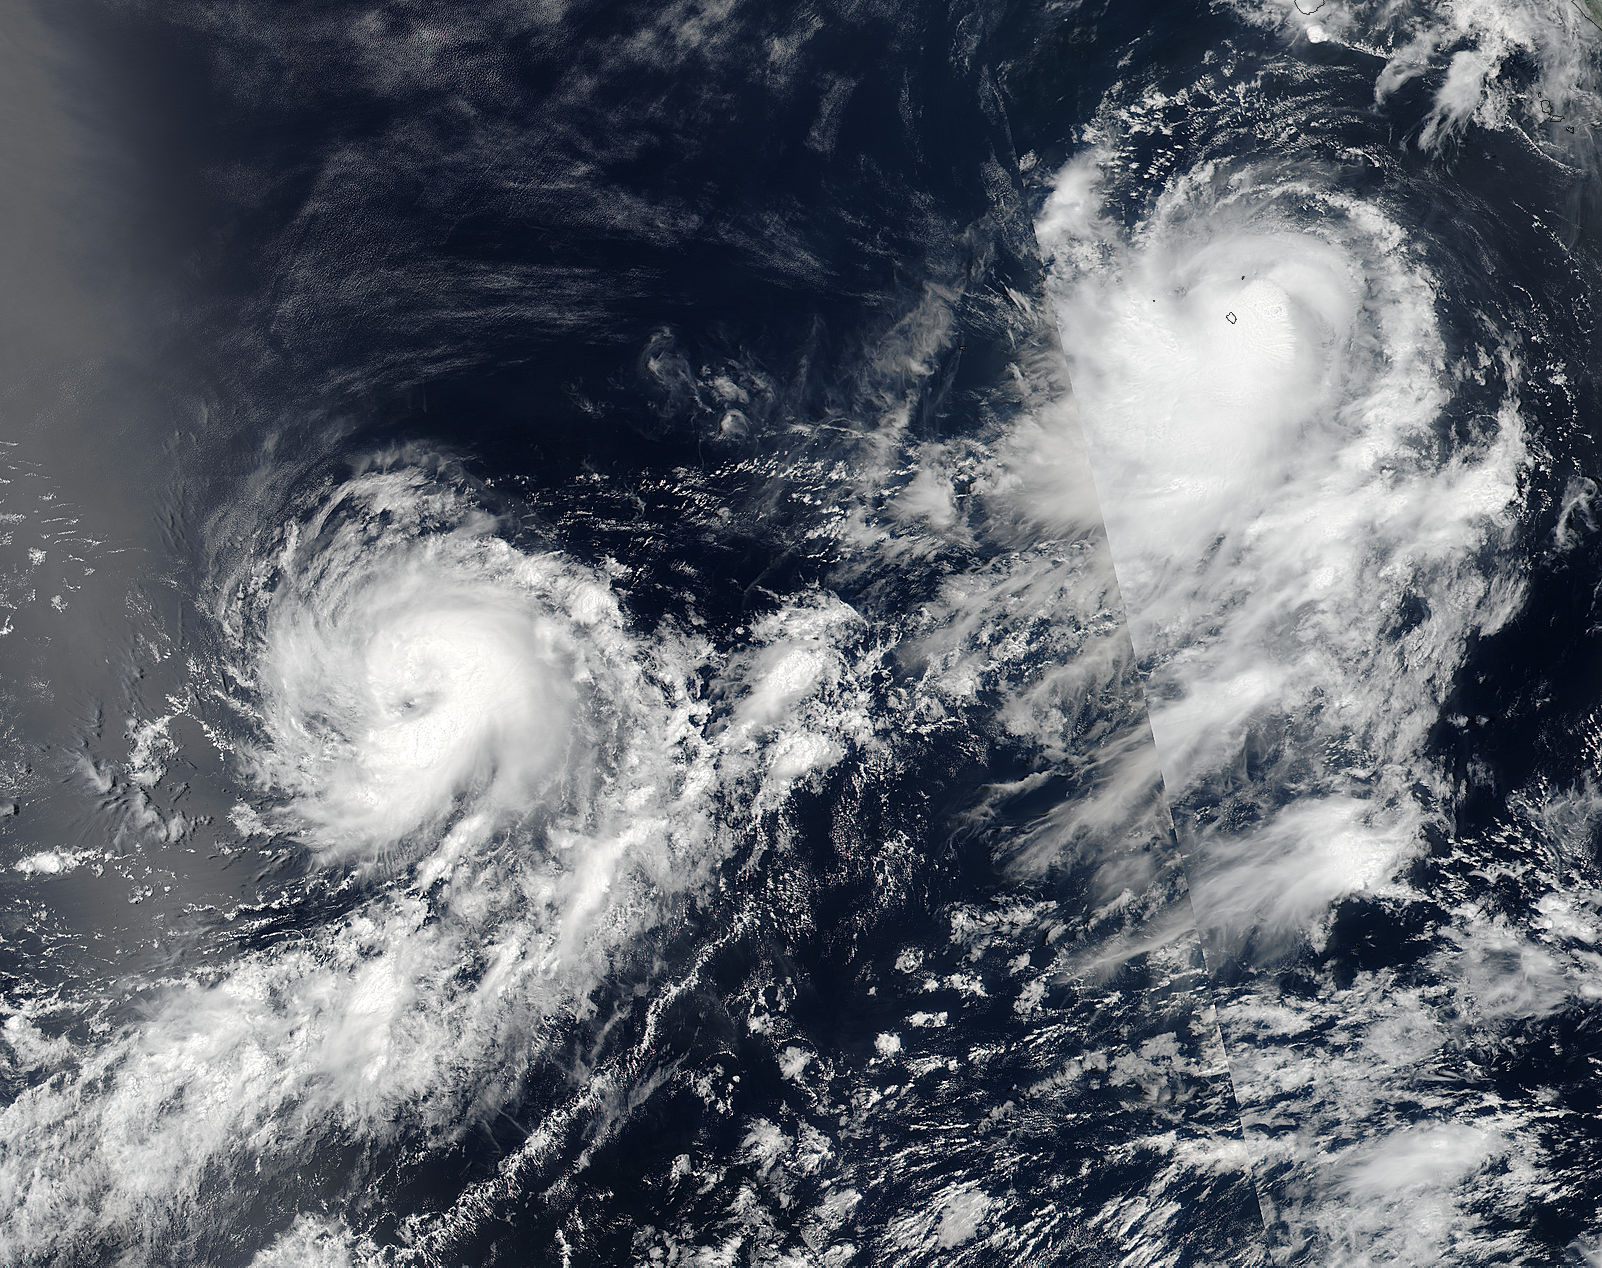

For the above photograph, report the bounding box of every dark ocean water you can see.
[5,0,1602,1264]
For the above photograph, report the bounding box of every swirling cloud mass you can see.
[3,0,1602,1264]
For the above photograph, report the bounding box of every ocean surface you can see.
[4,0,1602,1263]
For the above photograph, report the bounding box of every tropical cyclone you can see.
[1028,24,1602,1260]
[1,456,729,1265]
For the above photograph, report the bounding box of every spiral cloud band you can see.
[247,471,589,858]
[7,0,1602,1260]
[1040,142,1523,928]
[1028,55,1556,1260]
[1,460,734,1263]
